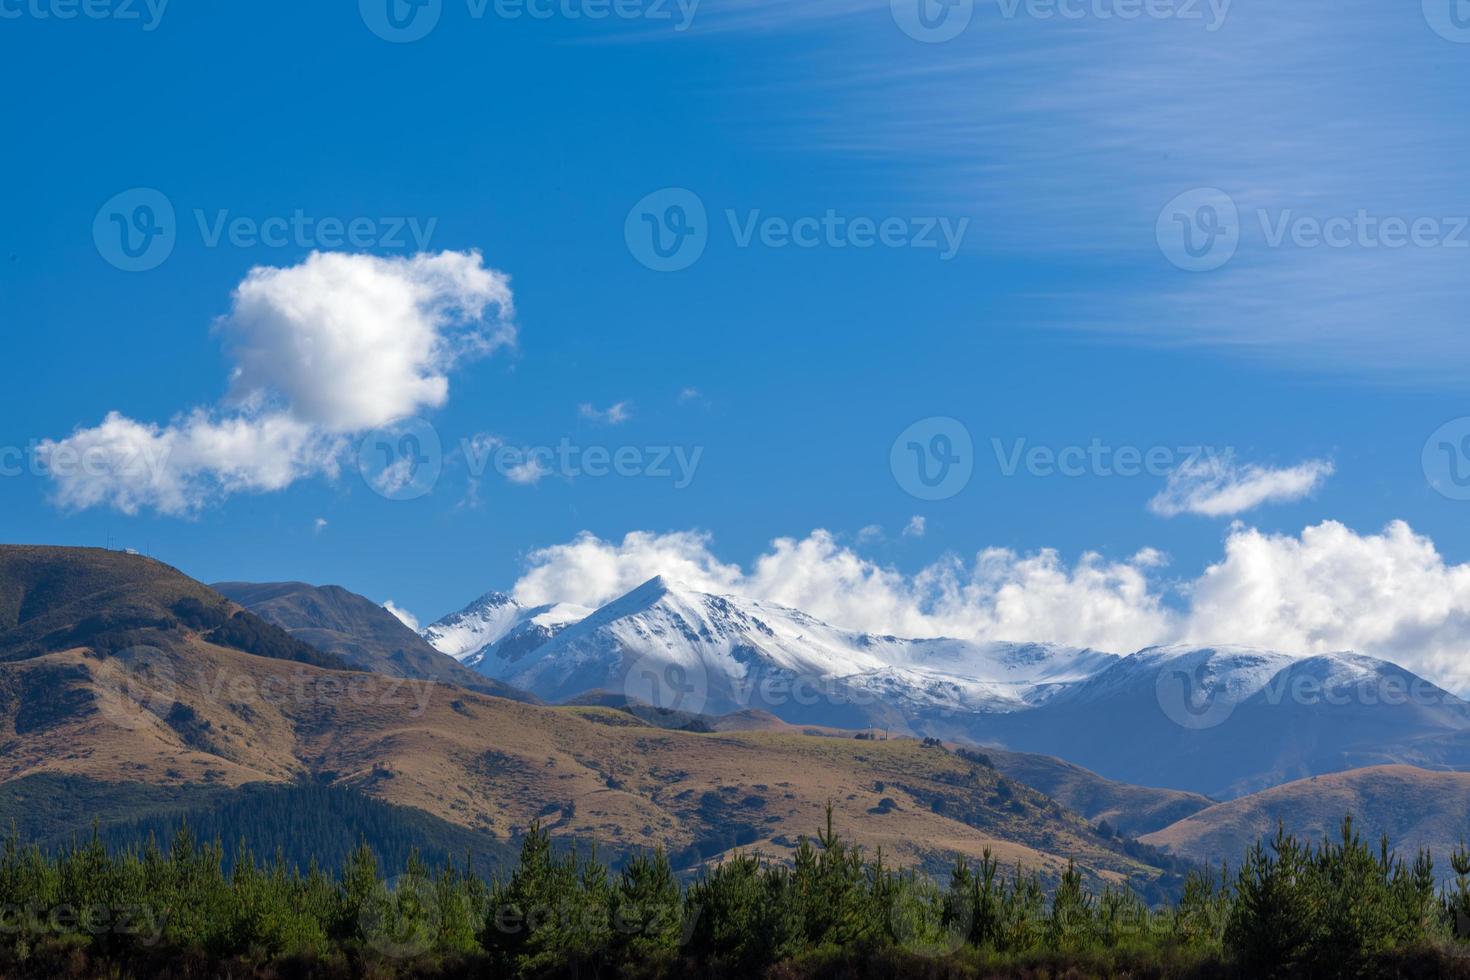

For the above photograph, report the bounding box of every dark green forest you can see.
[2,806,1470,979]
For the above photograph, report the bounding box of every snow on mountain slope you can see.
[969,644,1470,799]
[458,576,1114,724]
[421,592,587,667]
[421,592,524,661]
[421,578,1470,797]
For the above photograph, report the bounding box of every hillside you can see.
[1140,765,1470,875]
[0,546,343,670]
[982,746,1216,838]
[0,636,1181,892]
[213,580,532,702]
[0,546,1186,896]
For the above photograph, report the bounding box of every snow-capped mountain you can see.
[421,580,1470,799]
[972,643,1470,798]
[437,575,1117,728]
[421,591,587,671]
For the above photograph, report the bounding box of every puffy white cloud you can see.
[382,600,421,632]
[223,250,513,432]
[510,527,1174,654]
[512,530,746,609]
[38,250,513,515]
[38,409,342,516]
[1150,454,1333,518]
[1184,520,1470,689]
[506,520,1470,692]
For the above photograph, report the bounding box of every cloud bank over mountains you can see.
[37,250,514,516]
[509,520,1470,692]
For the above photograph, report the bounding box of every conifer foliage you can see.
[0,809,1466,978]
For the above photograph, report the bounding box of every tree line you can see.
[2,806,1470,978]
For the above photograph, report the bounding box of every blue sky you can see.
[4,1,1470,677]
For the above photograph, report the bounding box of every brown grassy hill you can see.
[0,636,1182,889]
[981,746,1216,838]
[0,546,1186,895]
[1141,764,1470,872]
[0,546,347,673]
[212,580,532,702]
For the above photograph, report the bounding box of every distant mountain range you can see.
[0,545,1185,894]
[10,544,1470,893]
[422,576,1470,799]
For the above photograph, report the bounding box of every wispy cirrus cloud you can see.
[1149,454,1333,518]
[680,1,1470,380]
[579,401,632,425]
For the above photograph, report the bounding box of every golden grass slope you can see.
[1141,764,1470,871]
[0,634,1174,889]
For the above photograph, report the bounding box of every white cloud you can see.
[223,250,513,431]
[382,600,421,632]
[38,409,342,516]
[505,456,551,486]
[510,528,1172,655]
[1183,521,1470,689]
[313,517,329,534]
[38,250,513,516]
[506,520,1470,693]
[903,515,926,538]
[1150,454,1334,518]
[578,401,631,425]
